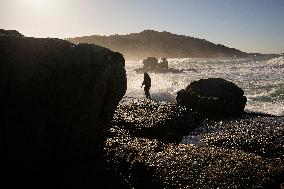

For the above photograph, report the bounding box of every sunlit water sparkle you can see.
[125,56,284,116]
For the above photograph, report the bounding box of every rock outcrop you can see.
[176,78,247,118]
[0,29,127,188]
[134,57,183,74]
[105,97,284,189]
[142,57,168,71]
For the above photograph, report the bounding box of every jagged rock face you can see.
[0,30,126,187]
[176,78,247,118]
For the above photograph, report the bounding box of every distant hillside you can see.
[67,30,247,60]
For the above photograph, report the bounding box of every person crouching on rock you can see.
[141,72,151,99]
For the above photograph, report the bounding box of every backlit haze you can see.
[0,0,284,54]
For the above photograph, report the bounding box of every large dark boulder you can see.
[0,30,127,188]
[176,78,247,118]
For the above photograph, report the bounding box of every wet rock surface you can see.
[186,115,284,159]
[105,97,284,189]
[0,30,127,188]
[176,78,247,118]
[111,97,200,143]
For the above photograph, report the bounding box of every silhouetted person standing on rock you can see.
[141,72,151,99]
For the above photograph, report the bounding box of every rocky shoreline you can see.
[1,29,283,188]
[105,97,284,189]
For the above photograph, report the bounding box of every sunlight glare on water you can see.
[125,56,284,116]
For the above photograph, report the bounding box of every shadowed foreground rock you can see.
[0,30,127,188]
[111,97,201,143]
[176,78,247,118]
[105,97,284,189]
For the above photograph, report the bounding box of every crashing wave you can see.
[267,56,284,65]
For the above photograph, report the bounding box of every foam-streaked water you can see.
[125,56,284,116]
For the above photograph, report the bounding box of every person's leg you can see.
[145,88,151,99]
[146,92,150,99]
[144,88,147,97]
[144,88,150,99]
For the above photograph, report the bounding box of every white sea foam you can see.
[125,56,284,116]
[267,56,284,65]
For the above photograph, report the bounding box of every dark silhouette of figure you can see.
[141,72,151,99]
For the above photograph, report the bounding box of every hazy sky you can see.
[1,0,284,54]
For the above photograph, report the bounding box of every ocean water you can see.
[125,56,284,116]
